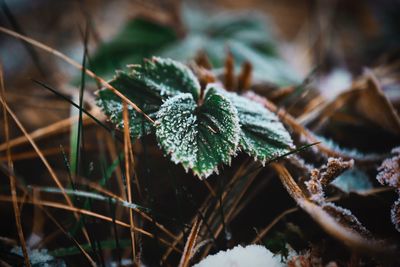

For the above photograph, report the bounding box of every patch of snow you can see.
[193,245,285,267]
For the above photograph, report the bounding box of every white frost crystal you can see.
[193,245,284,267]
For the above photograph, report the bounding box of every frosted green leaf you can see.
[97,71,161,139]
[97,57,201,139]
[217,88,294,163]
[129,57,201,100]
[156,87,240,178]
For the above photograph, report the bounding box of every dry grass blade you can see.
[252,207,298,244]
[0,92,92,243]
[178,217,201,267]
[0,26,155,124]
[35,203,97,267]
[0,65,31,267]
[123,101,138,265]
[0,113,95,152]
[0,195,181,253]
[271,163,396,256]
[77,178,177,240]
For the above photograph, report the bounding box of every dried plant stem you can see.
[0,26,155,124]
[271,163,395,256]
[0,65,31,267]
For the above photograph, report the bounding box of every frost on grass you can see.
[322,202,371,238]
[306,157,354,203]
[377,146,400,188]
[217,87,294,163]
[377,147,400,232]
[96,57,201,139]
[304,158,370,237]
[391,198,400,232]
[11,247,66,267]
[193,245,284,267]
[156,86,240,178]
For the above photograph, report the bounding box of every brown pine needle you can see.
[0,95,92,243]
[0,26,155,124]
[75,179,178,241]
[178,217,201,267]
[123,101,138,265]
[0,113,95,152]
[0,65,31,267]
[37,204,97,267]
[252,207,298,244]
[0,195,181,253]
[203,180,216,197]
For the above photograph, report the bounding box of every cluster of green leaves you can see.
[90,7,300,86]
[97,57,293,178]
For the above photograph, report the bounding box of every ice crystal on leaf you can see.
[156,86,240,178]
